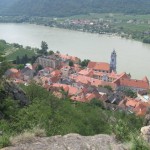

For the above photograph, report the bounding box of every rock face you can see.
[2,80,29,106]
[3,134,128,150]
[141,125,150,142]
[144,114,150,126]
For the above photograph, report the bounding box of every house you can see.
[93,71,130,82]
[5,68,20,78]
[59,77,73,85]
[51,70,62,77]
[97,87,112,96]
[87,61,110,73]
[36,55,61,69]
[58,54,80,64]
[70,74,117,89]
[106,91,125,104]
[115,76,149,92]
[71,92,97,102]
[70,74,102,87]
[78,68,93,77]
[60,65,72,77]
[51,83,82,96]
[38,67,54,77]
[137,90,150,102]
[123,97,150,116]
[21,67,34,81]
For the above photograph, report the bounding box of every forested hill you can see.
[0,0,150,17]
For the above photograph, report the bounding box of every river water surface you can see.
[0,23,150,79]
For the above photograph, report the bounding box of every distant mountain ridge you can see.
[0,0,150,17]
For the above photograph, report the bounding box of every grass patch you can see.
[0,135,11,148]
[10,127,46,146]
[6,49,36,61]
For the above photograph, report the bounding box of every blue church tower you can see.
[110,50,117,72]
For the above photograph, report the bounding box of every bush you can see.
[131,136,150,150]
[0,135,10,148]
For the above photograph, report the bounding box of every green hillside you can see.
[0,83,148,149]
[0,0,150,17]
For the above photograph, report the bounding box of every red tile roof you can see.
[125,98,150,116]
[59,54,80,63]
[87,61,110,71]
[117,78,149,89]
[93,71,128,81]
[126,99,139,107]
[86,93,96,101]
[51,70,61,76]
[68,86,79,95]
[52,83,79,96]
[87,62,97,68]
[94,62,110,71]
[78,69,93,76]
[9,68,19,73]
[71,93,96,102]
[70,74,116,89]
[70,74,102,87]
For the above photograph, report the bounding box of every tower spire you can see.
[110,49,117,73]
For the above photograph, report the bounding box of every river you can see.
[0,23,150,79]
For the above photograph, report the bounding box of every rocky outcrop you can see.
[2,80,29,106]
[141,125,150,143]
[144,114,150,126]
[2,134,128,150]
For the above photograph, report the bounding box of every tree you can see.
[103,85,113,91]
[80,59,90,67]
[48,50,54,55]
[24,54,29,63]
[17,64,24,70]
[20,54,29,65]
[123,88,137,98]
[36,64,43,72]
[31,56,37,64]
[69,60,74,67]
[0,56,11,77]
[40,41,48,55]
[16,56,20,64]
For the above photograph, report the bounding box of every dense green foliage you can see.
[0,83,145,148]
[0,0,150,17]
[38,41,48,55]
[123,88,137,98]
[80,59,90,67]
[0,54,11,77]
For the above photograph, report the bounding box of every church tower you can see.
[110,50,117,72]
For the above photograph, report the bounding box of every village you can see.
[4,49,150,116]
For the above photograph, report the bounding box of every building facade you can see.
[36,55,61,69]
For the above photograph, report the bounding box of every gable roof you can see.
[87,61,110,71]
[117,78,149,89]
[87,62,97,68]
[78,69,93,76]
[143,76,149,83]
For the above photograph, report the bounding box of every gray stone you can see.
[3,134,128,150]
[141,125,150,142]
[3,80,29,106]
